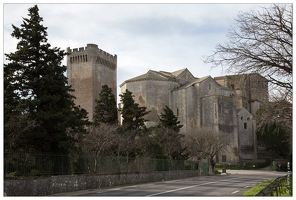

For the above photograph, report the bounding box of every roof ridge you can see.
[171,68,187,77]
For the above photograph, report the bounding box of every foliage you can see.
[159,105,183,132]
[273,175,292,196]
[244,176,292,196]
[4,5,89,154]
[117,89,151,158]
[203,4,292,94]
[256,122,290,158]
[142,106,187,160]
[119,89,150,130]
[215,159,270,170]
[93,85,118,125]
[4,150,198,177]
[143,129,167,159]
[256,97,292,156]
[243,179,274,196]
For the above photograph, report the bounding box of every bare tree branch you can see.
[203,4,292,93]
[184,128,229,161]
[256,89,292,134]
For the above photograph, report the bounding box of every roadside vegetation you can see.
[214,158,271,173]
[243,179,274,196]
[243,175,292,196]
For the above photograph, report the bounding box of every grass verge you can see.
[243,179,274,196]
[273,175,292,196]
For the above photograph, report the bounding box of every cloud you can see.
[3,3,277,97]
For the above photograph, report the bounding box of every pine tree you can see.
[93,85,118,125]
[119,89,149,130]
[159,106,183,132]
[4,5,89,154]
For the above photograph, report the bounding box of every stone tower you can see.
[67,43,117,120]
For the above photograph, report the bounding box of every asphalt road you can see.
[54,169,288,196]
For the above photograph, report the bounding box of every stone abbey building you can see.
[67,44,269,165]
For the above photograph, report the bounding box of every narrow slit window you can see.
[231,84,234,90]
[244,123,247,129]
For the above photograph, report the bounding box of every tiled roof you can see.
[120,70,177,86]
[124,68,194,83]
[174,75,211,90]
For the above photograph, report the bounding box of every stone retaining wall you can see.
[4,170,199,196]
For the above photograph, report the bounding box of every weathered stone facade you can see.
[67,44,117,120]
[67,44,269,165]
[120,68,269,164]
[214,74,269,161]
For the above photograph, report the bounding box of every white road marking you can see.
[96,182,156,193]
[146,177,244,196]
[95,177,243,196]
[146,181,217,196]
[231,190,239,194]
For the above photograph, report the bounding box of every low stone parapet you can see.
[4,170,199,196]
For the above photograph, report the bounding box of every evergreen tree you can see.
[257,122,290,158]
[4,5,89,154]
[156,106,186,160]
[93,85,118,125]
[119,89,149,130]
[159,106,183,132]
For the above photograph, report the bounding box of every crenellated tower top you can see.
[67,43,117,70]
[66,43,117,121]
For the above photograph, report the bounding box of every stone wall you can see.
[121,79,179,127]
[4,170,199,196]
[237,108,257,159]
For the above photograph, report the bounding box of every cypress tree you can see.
[159,106,183,132]
[93,85,118,125]
[157,106,186,160]
[119,89,149,130]
[4,5,90,154]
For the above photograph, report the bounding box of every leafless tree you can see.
[115,128,138,159]
[153,127,187,160]
[256,89,292,154]
[203,4,292,156]
[257,90,292,130]
[185,128,229,174]
[203,4,292,94]
[80,124,118,173]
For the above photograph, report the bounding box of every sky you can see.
[2,1,291,99]
[1,1,295,195]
